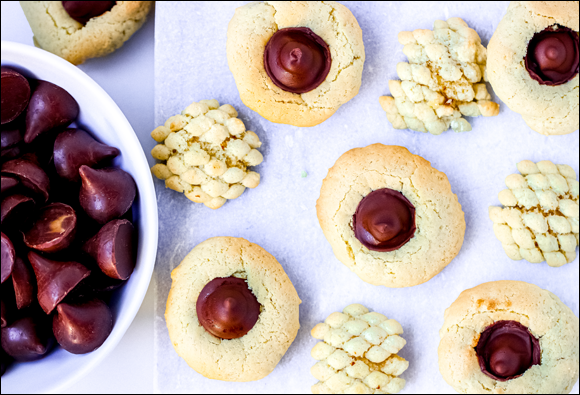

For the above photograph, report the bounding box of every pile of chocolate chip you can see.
[1,66,138,375]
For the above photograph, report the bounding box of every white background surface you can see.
[152,1,579,394]
[1,1,579,394]
[1,1,155,393]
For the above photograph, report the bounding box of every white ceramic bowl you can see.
[1,41,158,394]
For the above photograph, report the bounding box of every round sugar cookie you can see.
[165,237,301,382]
[226,1,365,127]
[487,1,579,135]
[20,1,153,65]
[316,144,465,288]
[438,280,579,394]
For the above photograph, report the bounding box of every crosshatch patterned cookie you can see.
[310,304,408,394]
[150,100,263,209]
[379,17,499,135]
[489,160,579,267]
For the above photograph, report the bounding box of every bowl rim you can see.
[1,40,159,394]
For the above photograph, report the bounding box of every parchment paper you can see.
[151,2,580,393]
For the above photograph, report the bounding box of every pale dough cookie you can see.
[489,160,579,267]
[20,1,153,65]
[165,237,301,382]
[487,1,579,136]
[380,17,499,135]
[316,144,465,288]
[226,1,365,127]
[150,99,263,210]
[438,280,580,394]
[310,304,408,394]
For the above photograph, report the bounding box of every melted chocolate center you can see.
[196,276,260,340]
[353,189,416,252]
[525,25,579,85]
[264,27,331,93]
[475,320,541,381]
[62,1,116,25]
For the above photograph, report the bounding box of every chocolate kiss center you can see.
[209,287,252,328]
[196,277,261,340]
[525,25,579,85]
[372,216,403,242]
[218,297,241,322]
[62,1,116,24]
[547,47,559,60]
[289,48,303,64]
[535,37,567,70]
[353,188,416,252]
[281,43,312,73]
[475,320,541,381]
[264,27,331,94]
[487,333,530,377]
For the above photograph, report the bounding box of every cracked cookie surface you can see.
[438,280,580,394]
[316,144,465,288]
[310,304,408,394]
[226,1,365,127]
[20,1,153,65]
[489,160,579,267]
[150,99,264,210]
[165,237,301,382]
[380,17,499,135]
[486,1,579,135]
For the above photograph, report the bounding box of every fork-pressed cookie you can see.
[489,160,579,267]
[20,1,153,65]
[150,99,264,209]
[165,237,301,382]
[379,17,499,135]
[310,304,408,394]
[316,144,465,288]
[438,280,579,394]
[226,1,365,127]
